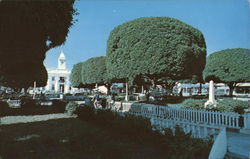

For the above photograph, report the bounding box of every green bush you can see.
[52,100,67,112]
[181,98,249,114]
[165,96,186,104]
[181,99,206,110]
[75,107,212,158]
[216,99,249,114]
[0,101,9,117]
[94,109,117,126]
[65,102,78,115]
[75,106,95,121]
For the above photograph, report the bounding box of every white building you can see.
[45,51,72,94]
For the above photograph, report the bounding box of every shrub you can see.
[181,99,206,110]
[75,107,212,158]
[165,96,185,104]
[75,106,95,121]
[94,109,116,126]
[215,99,249,114]
[52,100,67,113]
[182,98,249,114]
[21,99,38,108]
[0,101,9,116]
[65,102,79,115]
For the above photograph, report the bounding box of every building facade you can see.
[45,51,72,94]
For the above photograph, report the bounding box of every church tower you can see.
[58,51,66,70]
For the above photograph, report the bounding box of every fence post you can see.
[240,113,250,134]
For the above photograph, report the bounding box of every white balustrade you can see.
[111,102,250,133]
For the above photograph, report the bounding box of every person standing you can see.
[93,92,101,109]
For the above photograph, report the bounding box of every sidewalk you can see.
[0,113,76,125]
[227,131,250,159]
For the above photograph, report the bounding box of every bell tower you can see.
[58,51,66,69]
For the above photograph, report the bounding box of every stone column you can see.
[205,80,217,108]
[55,76,59,93]
[141,85,144,94]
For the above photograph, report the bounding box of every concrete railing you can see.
[208,127,227,159]
[112,102,250,132]
[150,117,222,139]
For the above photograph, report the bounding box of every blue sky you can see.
[44,0,250,70]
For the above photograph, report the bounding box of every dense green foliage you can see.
[182,99,207,110]
[203,48,250,96]
[81,56,108,85]
[106,17,206,84]
[0,0,77,88]
[182,98,249,113]
[0,118,212,159]
[76,107,212,159]
[70,62,83,87]
[215,99,249,114]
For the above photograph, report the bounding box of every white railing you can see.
[129,104,241,129]
[208,127,227,159]
[112,102,250,131]
[150,117,222,139]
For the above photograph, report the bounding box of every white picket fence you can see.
[113,102,250,131]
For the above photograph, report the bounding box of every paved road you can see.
[227,131,250,159]
[0,113,76,125]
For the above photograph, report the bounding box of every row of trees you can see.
[70,17,207,94]
[0,0,77,90]
[71,17,250,97]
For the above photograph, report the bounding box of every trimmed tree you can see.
[81,56,108,85]
[106,17,206,91]
[203,48,250,96]
[0,0,77,89]
[70,62,84,88]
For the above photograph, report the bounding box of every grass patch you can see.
[0,119,166,159]
[0,117,212,159]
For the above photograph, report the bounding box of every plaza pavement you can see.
[227,131,250,159]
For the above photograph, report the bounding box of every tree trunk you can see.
[228,83,236,97]
[198,83,202,94]
[151,79,156,90]
[106,84,111,95]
